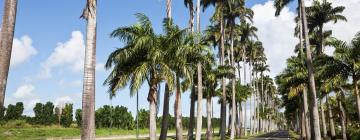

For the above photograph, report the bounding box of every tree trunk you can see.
[166,0,172,18]
[236,102,241,138]
[188,85,196,140]
[219,7,227,140]
[320,100,327,138]
[195,0,203,139]
[206,96,212,140]
[299,0,322,139]
[160,84,170,140]
[243,101,247,137]
[303,88,311,140]
[161,0,172,138]
[337,93,347,140]
[0,0,17,113]
[353,77,360,122]
[327,95,335,140]
[175,77,183,140]
[230,23,236,140]
[149,95,158,140]
[146,76,159,140]
[188,0,194,32]
[301,107,306,139]
[81,1,96,139]
[249,62,253,136]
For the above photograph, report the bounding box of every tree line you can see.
[0,102,221,130]
[275,0,360,140]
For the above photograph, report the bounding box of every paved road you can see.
[249,130,294,140]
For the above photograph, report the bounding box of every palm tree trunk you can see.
[303,88,311,140]
[81,1,96,139]
[336,93,347,140]
[353,77,360,122]
[236,102,241,138]
[160,1,172,138]
[195,0,203,139]
[188,85,196,140]
[243,101,247,136]
[301,106,306,139]
[327,95,335,140]
[299,0,321,139]
[160,84,170,140]
[230,23,236,140]
[188,0,194,32]
[320,100,327,138]
[175,77,183,140]
[206,96,212,140]
[187,0,195,138]
[0,0,17,114]
[149,97,157,140]
[166,0,172,18]
[219,9,227,140]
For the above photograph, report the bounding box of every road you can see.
[249,130,294,140]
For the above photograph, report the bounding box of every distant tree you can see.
[33,103,43,124]
[137,109,150,129]
[112,106,134,130]
[5,102,23,120]
[43,102,56,125]
[60,103,73,127]
[76,109,82,127]
[55,106,61,125]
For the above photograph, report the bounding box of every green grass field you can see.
[0,126,176,140]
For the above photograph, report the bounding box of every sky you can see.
[1,0,360,121]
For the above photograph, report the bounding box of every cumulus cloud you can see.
[13,84,35,99]
[54,96,74,107]
[39,31,85,79]
[326,0,360,42]
[251,1,297,78]
[10,35,38,67]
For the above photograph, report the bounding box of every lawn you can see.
[0,127,175,140]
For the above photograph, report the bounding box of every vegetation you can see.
[0,0,359,140]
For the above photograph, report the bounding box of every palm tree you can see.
[306,0,346,55]
[0,0,18,116]
[184,1,196,139]
[195,0,204,139]
[276,56,311,139]
[104,14,175,140]
[80,0,96,139]
[223,1,253,138]
[320,36,360,122]
[275,0,322,139]
[160,1,172,139]
[202,1,228,138]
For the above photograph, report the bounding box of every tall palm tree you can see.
[202,1,228,138]
[275,0,322,139]
[80,0,97,139]
[307,0,346,55]
[104,14,175,140]
[160,1,172,139]
[184,0,196,139]
[0,0,18,116]
[276,56,311,139]
[321,37,360,122]
[195,0,204,139]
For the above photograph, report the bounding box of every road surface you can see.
[249,130,295,140]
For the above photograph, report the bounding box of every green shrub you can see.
[2,119,31,128]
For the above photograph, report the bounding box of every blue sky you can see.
[2,0,359,119]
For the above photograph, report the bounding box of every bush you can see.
[2,119,31,128]
[60,104,73,127]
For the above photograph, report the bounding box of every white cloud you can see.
[13,84,35,99]
[54,96,74,107]
[251,1,297,78]
[325,0,360,42]
[96,63,105,72]
[39,31,85,79]
[10,35,38,67]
